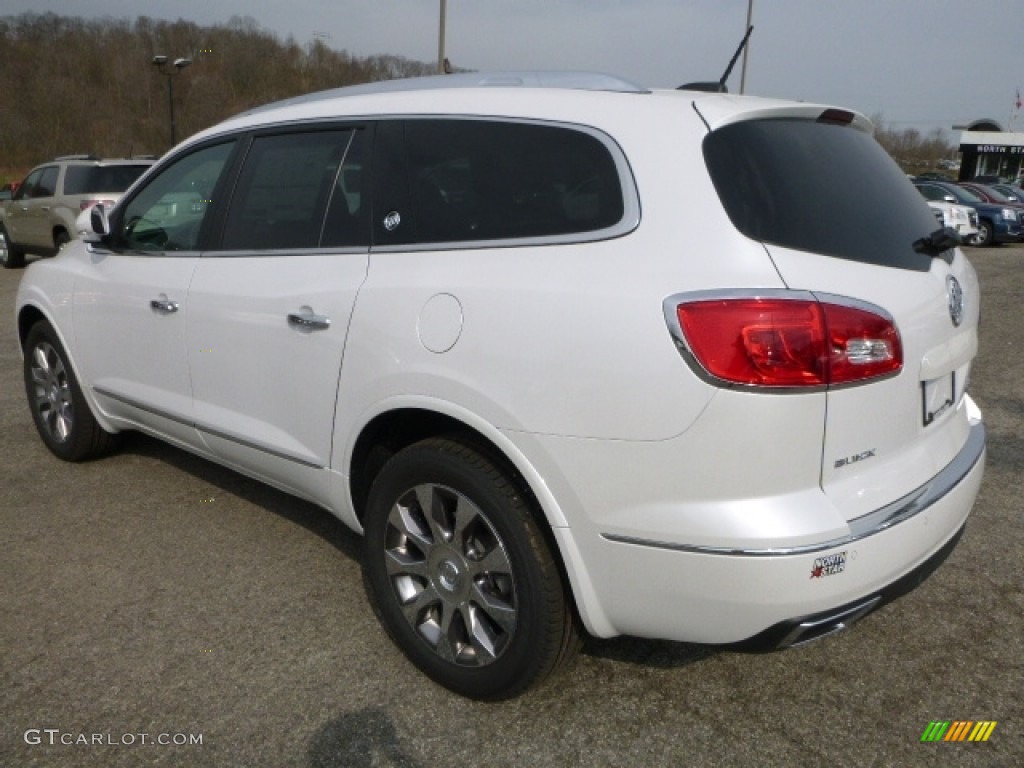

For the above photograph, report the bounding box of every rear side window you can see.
[703,118,936,271]
[63,165,149,195]
[375,119,627,245]
[221,129,367,250]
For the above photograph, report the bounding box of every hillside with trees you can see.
[0,12,435,181]
[1,12,955,184]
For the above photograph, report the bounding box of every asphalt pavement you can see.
[1,246,1021,768]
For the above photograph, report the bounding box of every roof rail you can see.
[238,71,649,118]
[53,154,100,161]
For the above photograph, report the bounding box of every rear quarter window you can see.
[375,118,631,246]
[63,165,150,195]
[703,118,936,271]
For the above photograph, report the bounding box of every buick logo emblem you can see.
[946,275,964,327]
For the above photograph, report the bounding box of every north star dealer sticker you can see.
[810,552,847,579]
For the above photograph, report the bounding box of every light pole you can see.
[437,0,448,74]
[152,55,192,147]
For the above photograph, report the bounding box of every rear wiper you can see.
[912,226,960,263]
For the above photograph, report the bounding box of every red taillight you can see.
[674,297,902,388]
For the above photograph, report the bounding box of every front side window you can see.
[221,128,367,250]
[118,142,235,252]
[14,169,42,201]
[376,119,628,245]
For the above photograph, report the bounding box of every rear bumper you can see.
[731,521,965,650]
[568,418,985,643]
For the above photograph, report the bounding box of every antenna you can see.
[678,25,754,94]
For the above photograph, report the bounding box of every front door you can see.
[73,141,237,448]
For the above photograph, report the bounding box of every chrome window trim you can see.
[601,420,985,557]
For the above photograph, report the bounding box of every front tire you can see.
[363,438,579,700]
[971,220,994,247]
[23,321,117,461]
[0,226,26,268]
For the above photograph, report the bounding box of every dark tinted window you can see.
[35,166,59,197]
[14,169,42,201]
[63,164,150,195]
[704,118,937,271]
[378,119,625,245]
[222,129,366,250]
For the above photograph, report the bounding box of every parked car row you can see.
[913,178,1024,246]
[0,155,154,268]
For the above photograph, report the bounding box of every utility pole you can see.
[438,0,448,74]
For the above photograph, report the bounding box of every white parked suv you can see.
[15,72,986,700]
[925,200,979,241]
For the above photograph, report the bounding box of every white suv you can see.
[15,72,986,700]
[925,200,979,241]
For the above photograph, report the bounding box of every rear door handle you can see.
[150,298,179,313]
[288,311,331,330]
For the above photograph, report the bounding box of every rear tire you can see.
[363,437,579,700]
[0,226,26,268]
[53,229,71,252]
[23,321,117,461]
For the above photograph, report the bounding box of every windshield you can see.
[950,186,983,203]
[703,117,935,271]
[974,185,1011,203]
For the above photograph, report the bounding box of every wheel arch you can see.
[17,303,50,349]
[349,407,558,528]
[17,301,120,438]
[347,405,609,635]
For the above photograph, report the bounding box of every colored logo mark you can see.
[920,721,997,742]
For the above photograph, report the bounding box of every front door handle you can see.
[288,311,331,331]
[150,298,180,313]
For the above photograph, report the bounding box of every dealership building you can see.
[956,118,1024,182]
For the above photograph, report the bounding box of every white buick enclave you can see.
[15,72,986,699]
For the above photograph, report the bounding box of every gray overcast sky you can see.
[5,0,1023,138]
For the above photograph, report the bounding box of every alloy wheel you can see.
[382,482,517,666]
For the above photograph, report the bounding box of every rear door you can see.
[700,109,981,521]
[185,126,370,503]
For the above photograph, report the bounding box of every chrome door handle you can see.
[288,312,331,330]
[150,298,179,313]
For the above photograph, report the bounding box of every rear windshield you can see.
[64,164,150,195]
[703,118,936,271]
